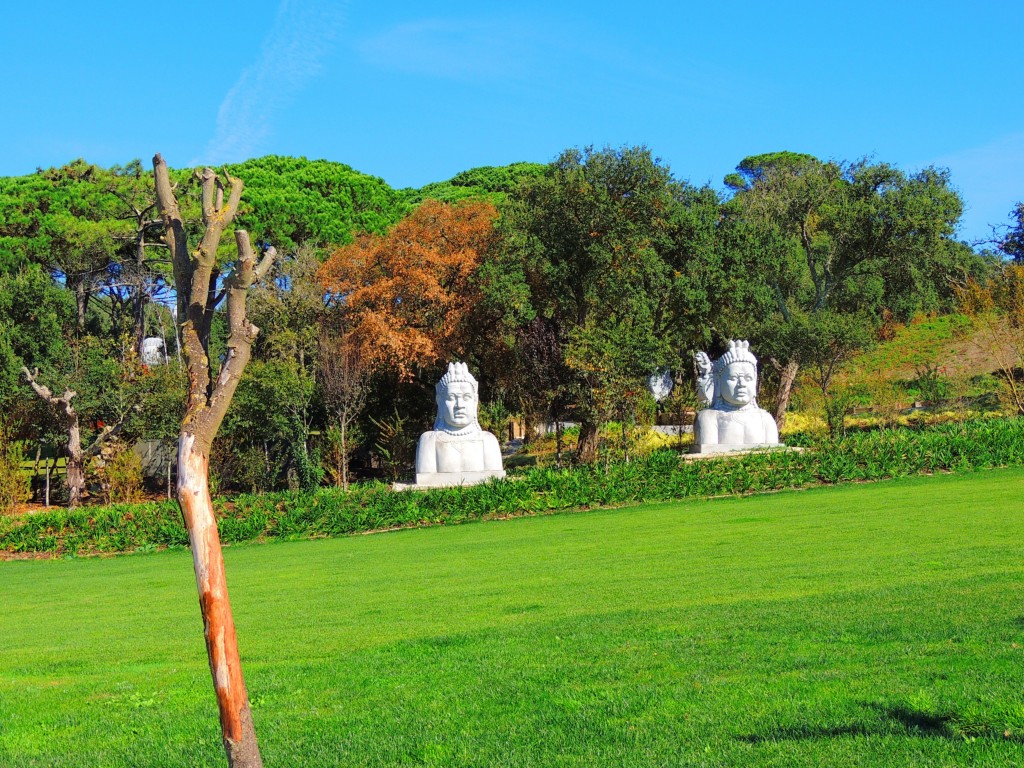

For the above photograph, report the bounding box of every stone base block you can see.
[689,443,784,455]
[403,470,507,489]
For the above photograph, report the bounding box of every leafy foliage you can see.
[1000,202,1024,263]
[409,162,547,204]
[497,145,713,458]
[0,148,996,489]
[0,421,30,513]
[227,155,410,252]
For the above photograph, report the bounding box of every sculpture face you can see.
[719,361,756,407]
[439,381,477,428]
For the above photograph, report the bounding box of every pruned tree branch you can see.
[21,367,76,412]
[153,153,191,317]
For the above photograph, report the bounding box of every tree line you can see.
[0,146,1015,505]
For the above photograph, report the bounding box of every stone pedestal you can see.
[413,469,506,488]
[689,442,781,455]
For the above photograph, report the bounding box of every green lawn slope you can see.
[2,469,1023,766]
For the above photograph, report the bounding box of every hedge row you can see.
[3,417,1022,557]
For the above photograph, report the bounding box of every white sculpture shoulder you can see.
[691,340,781,454]
[413,362,506,487]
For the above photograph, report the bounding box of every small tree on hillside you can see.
[957,263,1024,415]
[153,154,276,768]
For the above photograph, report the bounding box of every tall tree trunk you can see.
[773,359,800,432]
[576,419,600,463]
[133,239,149,356]
[178,434,262,766]
[74,278,89,335]
[65,418,85,508]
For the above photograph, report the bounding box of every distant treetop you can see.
[407,162,547,205]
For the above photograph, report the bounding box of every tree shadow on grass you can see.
[879,705,953,737]
[735,704,953,743]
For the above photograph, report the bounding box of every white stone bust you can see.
[414,362,506,487]
[692,340,780,453]
[141,337,165,366]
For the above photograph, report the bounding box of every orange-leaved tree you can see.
[317,199,499,378]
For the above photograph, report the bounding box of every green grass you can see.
[2,469,1023,766]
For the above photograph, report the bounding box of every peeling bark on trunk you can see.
[773,359,800,432]
[74,280,89,335]
[178,435,262,767]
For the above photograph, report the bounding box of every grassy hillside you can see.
[788,313,1006,420]
[849,314,988,381]
[2,469,1022,766]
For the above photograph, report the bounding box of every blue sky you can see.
[1,0,1021,245]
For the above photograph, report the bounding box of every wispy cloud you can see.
[198,0,347,165]
[927,132,1024,245]
[356,14,732,110]
[357,18,538,82]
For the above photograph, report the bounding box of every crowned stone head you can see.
[434,362,480,431]
[713,340,759,409]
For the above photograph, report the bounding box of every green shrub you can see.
[0,429,30,514]
[3,417,1023,556]
[94,445,144,505]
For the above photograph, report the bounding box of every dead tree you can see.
[153,154,275,768]
[22,367,135,507]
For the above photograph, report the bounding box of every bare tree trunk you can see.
[773,359,800,432]
[178,435,262,766]
[317,328,367,492]
[66,420,85,507]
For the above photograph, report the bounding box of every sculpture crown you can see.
[713,339,758,373]
[436,361,478,395]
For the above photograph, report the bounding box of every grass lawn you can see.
[1,468,1023,767]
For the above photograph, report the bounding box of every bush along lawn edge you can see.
[2,417,1022,557]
